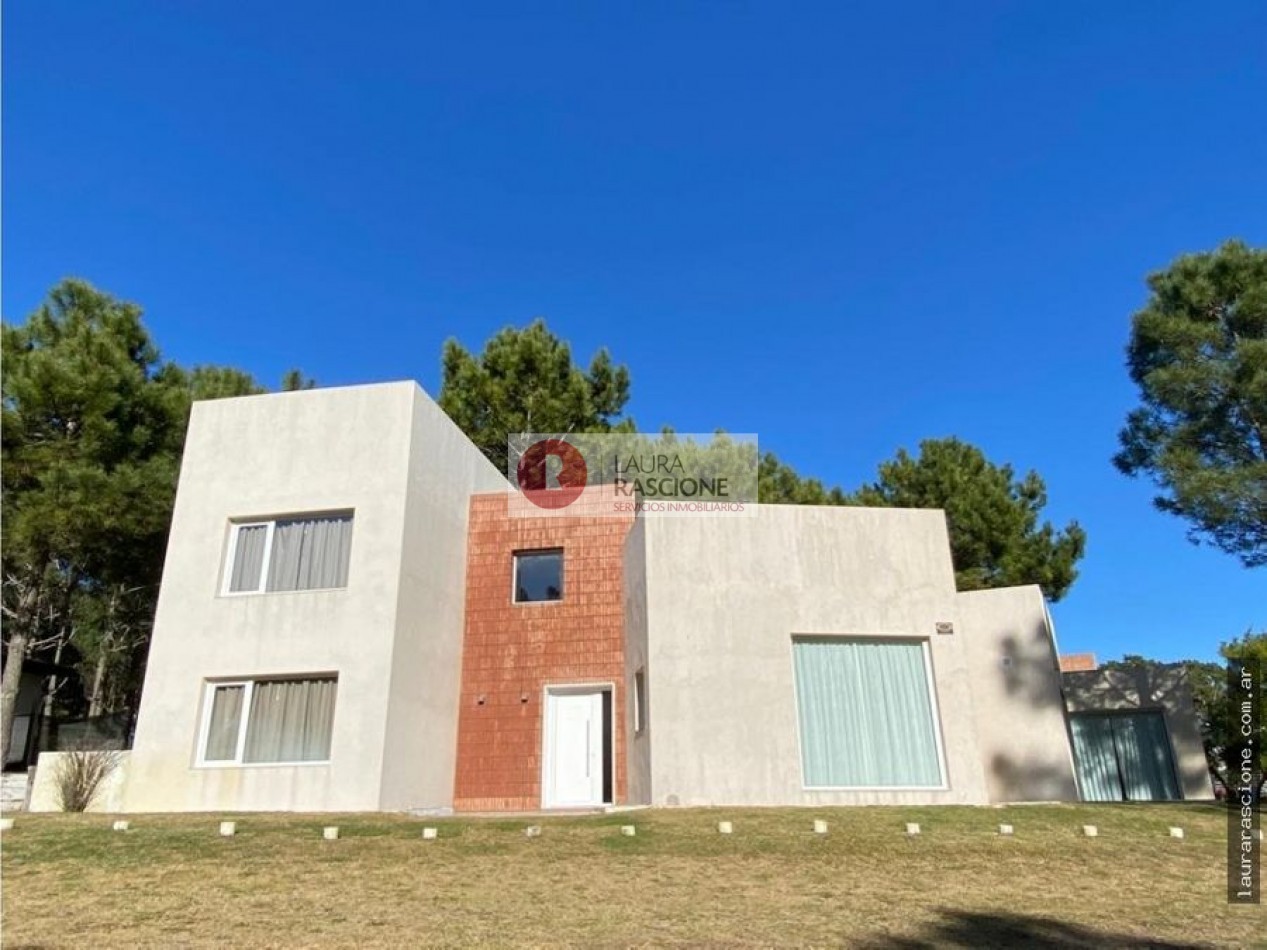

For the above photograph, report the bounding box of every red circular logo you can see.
[516,438,588,509]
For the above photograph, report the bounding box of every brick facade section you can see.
[453,492,633,811]
[1058,653,1098,672]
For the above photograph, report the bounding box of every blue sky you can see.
[4,2,1264,662]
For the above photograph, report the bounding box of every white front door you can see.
[543,689,605,808]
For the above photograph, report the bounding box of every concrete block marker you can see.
[323,826,339,840]
[525,825,542,838]
[998,824,1014,836]
[112,820,130,832]
[422,827,438,840]
[1082,825,1098,838]
[905,822,921,836]
[1169,827,1184,839]
[219,821,236,837]
[0,818,14,832]
[813,820,828,835]
[620,825,636,837]
[718,821,733,835]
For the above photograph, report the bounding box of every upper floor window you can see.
[513,549,563,603]
[224,513,353,595]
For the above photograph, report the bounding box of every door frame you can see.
[540,681,615,809]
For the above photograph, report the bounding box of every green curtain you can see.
[1113,713,1180,801]
[1070,712,1180,802]
[1069,714,1122,801]
[792,639,943,788]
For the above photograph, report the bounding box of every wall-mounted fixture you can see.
[935,621,954,635]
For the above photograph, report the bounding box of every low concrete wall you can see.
[1063,667,1213,800]
[29,751,132,813]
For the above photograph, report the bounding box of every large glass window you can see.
[513,549,564,603]
[200,676,338,765]
[792,638,944,788]
[224,513,353,594]
[1069,711,1180,801]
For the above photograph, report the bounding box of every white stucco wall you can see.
[123,382,497,813]
[378,388,505,811]
[638,505,992,806]
[623,517,652,806]
[956,586,1079,802]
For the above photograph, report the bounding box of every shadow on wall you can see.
[996,618,1064,708]
[987,752,1077,801]
[1063,664,1191,712]
[857,909,1207,950]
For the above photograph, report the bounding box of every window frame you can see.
[220,512,353,597]
[789,636,949,792]
[633,668,647,735]
[511,548,565,605]
[195,676,337,768]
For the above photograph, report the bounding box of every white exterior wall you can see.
[638,505,992,807]
[623,517,652,806]
[378,389,505,811]
[123,382,501,813]
[956,586,1079,802]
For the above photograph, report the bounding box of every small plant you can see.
[54,748,123,812]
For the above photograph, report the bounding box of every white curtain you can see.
[204,685,245,760]
[243,678,337,763]
[266,516,353,592]
[229,525,268,592]
[793,639,943,787]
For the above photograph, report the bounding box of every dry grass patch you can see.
[1,803,1262,948]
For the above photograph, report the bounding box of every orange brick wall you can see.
[1059,653,1098,672]
[453,492,633,811]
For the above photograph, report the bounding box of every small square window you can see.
[514,549,563,603]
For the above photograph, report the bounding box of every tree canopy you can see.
[1,279,304,764]
[1115,240,1267,567]
[438,319,633,474]
[850,437,1086,600]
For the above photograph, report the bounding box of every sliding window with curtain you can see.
[792,638,944,788]
[224,512,354,594]
[1069,711,1180,801]
[200,677,338,765]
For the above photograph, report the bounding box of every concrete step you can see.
[1,771,32,812]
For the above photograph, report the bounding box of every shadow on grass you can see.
[859,909,1210,949]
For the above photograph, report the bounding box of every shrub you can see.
[54,749,123,812]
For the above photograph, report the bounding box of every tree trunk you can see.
[87,646,109,718]
[0,628,31,767]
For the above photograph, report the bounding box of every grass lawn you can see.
[1,802,1262,948]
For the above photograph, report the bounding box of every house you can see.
[30,381,1209,813]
